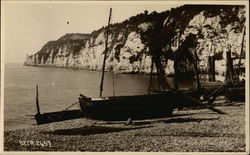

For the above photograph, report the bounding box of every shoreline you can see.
[4,101,245,152]
[23,64,230,81]
[23,63,153,75]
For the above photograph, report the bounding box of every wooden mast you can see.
[148,56,154,93]
[36,84,40,114]
[100,8,112,97]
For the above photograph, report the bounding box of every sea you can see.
[4,63,150,131]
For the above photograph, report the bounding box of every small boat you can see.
[35,109,83,125]
[225,81,245,102]
[34,85,84,125]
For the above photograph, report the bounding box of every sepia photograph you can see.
[1,0,249,154]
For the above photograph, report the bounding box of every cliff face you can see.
[25,5,246,81]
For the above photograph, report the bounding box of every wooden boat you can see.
[34,85,84,125]
[78,91,201,120]
[35,109,83,125]
[225,81,245,102]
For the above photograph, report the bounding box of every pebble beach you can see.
[4,101,245,152]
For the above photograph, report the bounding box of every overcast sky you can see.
[2,1,180,63]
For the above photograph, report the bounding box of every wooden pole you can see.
[226,50,233,83]
[176,91,226,114]
[148,56,154,94]
[36,84,40,114]
[100,8,112,97]
[174,51,179,90]
[174,33,181,90]
[208,56,215,81]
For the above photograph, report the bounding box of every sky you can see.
[1,1,180,63]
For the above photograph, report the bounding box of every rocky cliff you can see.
[24,5,246,81]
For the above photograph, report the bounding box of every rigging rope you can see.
[63,101,79,111]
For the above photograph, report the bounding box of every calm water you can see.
[4,63,150,130]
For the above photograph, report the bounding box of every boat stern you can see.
[78,94,93,117]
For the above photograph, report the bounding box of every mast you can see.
[36,84,40,114]
[148,56,154,93]
[100,8,112,97]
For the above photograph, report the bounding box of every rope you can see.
[63,101,79,111]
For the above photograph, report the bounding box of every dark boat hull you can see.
[78,91,200,121]
[225,86,245,101]
[35,109,83,125]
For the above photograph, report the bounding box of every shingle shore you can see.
[4,102,245,152]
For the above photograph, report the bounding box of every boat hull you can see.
[79,91,199,120]
[35,109,83,125]
[225,86,245,101]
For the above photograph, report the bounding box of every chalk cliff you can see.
[24,5,246,81]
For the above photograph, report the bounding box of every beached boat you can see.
[78,91,201,120]
[225,82,245,102]
[35,109,83,125]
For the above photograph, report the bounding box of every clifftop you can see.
[58,33,91,41]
